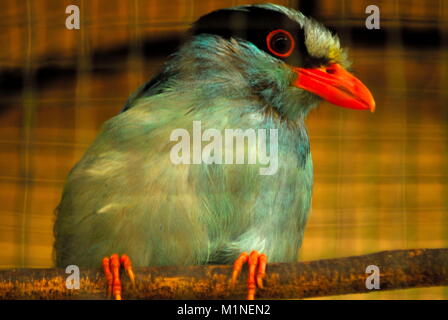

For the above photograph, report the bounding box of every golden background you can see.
[0,0,447,299]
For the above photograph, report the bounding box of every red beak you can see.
[292,63,375,112]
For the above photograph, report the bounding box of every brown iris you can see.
[266,29,295,58]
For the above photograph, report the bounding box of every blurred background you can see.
[0,0,447,299]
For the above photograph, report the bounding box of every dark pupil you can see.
[271,34,290,54]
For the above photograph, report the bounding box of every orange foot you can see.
[230,250,267,300]
[102,254,135,300]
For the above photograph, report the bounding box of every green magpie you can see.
[54,3,375,300]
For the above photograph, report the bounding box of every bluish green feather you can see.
[53,4,348,267]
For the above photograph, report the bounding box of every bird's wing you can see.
[55,92,211,267]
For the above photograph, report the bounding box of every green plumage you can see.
[54,4,347,267]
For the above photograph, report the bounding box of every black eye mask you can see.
[191,6,320,68]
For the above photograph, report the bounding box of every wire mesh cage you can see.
[0,0,447,299]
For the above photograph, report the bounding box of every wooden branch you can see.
[0,248,447,299]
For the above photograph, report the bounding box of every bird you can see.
[54,3,375,300]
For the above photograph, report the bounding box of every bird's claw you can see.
[230,250,267,300]
[102,254,135,300]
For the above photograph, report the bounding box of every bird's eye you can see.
[266,29,295,58]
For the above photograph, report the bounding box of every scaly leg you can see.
[230,250,267,300]
[102,254,135,300]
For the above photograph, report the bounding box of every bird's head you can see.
[171,4,375,122]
